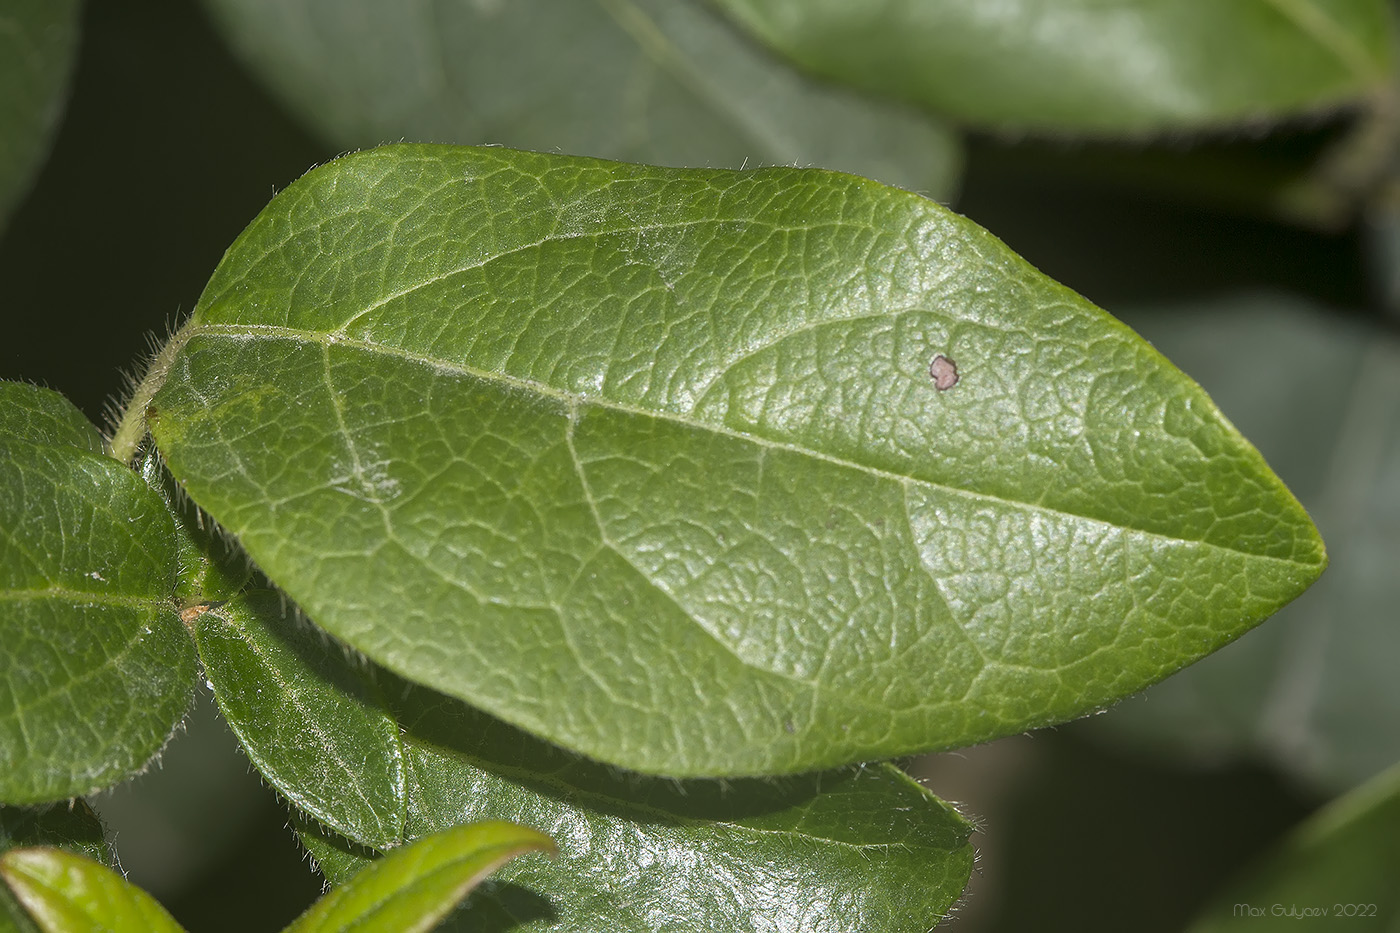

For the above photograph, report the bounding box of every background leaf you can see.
[1186,760,1400,931]
[147,144,1324,777]
[0,383,195,804]
[0,0,80,230]
[0,848,184,933]
[711,0,1396,134]
[195,590,406,850]
[1089,295,1400,793]
[284,821,554,933]
[964,121,1390,234]
[199,0,959,198]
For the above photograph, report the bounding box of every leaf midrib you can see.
[184,322,1320,570]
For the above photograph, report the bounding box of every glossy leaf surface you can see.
[0,384,195,803]
[0,848,184,933]
[196,590,406,849]
[210,596,974,929]
[285,821,554,933]
[0,0,80,228]
[148,145,1325,777]
[300,690,974,933]
[712,0,1396,134]
[1187,760,1400,931]
[201,0,958,197]
[1091,296,1400,792]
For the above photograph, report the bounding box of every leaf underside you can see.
[148,144,1325,777]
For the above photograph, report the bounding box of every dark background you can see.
[0,2,1362,930]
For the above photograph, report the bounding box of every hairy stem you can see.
[107,317,199,465]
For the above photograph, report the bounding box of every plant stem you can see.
[107,316,199,465]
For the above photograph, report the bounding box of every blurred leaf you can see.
[1366,175,1400,320]
[200,0,958,198]
[1187,759,1400,931]
[969,117,1390,233]
[1368,203,1400,317]
[0,802,111,933]
[0,0,80,229]
[1094,296,1400,791]
[0,848,184,933]
[0,888,34,932]
[971,733,1313,933]
[712,0,1396,134]
[284,821,553,933]
[0,383,195,804]
[147,144,1324,777]
[195,590,406,850]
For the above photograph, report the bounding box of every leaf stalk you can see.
[107,316,199,465]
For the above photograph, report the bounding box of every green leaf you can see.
[711,0,1396,134]
[0,802,112,868]
[284,821,553,933]
[147,144,1325,777]
[0,383,105,456]
[194,590,406,849]
[1089,296,1400,792]
[1187,760,1400,931]
[199,0,958,198]
[0,383,196,804]
[208,593,974,930]
[0,0,80,229]
[0,848,185,933]
[0,802,112,933]
[136,448,255,606]
[300,689,974,932]
[0,885,35,933]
